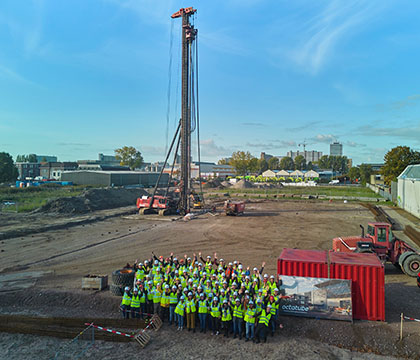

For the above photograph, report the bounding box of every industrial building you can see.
[16,162,40,180]
[40,162,78,180]
[61,171,169,187]
[397,164,420,218]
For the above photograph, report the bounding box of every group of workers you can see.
[120,252,284,343]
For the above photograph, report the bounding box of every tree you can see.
[359,164,373,184]
[381,146,420,185]
[248,157,259,174]
[257,158,268,174]
[307,161,313,170]
[280,156,294,170]
[348,167,360,181]
[28,154,37,162]
[0,152,19,182]
[217,158,228,165]
[267,157,279,170]
[294,155,306,170]
[318,155,329,169]
[229,151,254,177]
[115,146,144,170]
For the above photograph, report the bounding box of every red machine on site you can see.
[224,200,245,216]
[332,222,420,277]
[136,195,178,216]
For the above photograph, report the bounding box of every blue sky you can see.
[1,0,420,165]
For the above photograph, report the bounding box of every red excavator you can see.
[332,222,420,277]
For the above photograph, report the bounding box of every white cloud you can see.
[310,134,337,144]
[280,0,382,74]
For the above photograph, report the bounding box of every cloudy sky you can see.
[1,0,420,165]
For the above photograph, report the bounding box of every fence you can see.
[366,184,393,202]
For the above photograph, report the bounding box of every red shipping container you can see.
[329,251,385,321]
[278,248,328,278]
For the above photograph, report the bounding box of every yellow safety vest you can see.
[258,309,271,326]
[121,293,131,306]
[175,302,185,317]
[198,300,208,314]
[221,307,232,321]
[233,304,244,319]
[244,308,256,323]
[210,305,221,317]
[131,294,140,308]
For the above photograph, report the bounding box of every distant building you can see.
[370,174,385,186]
[37,155,58,163]
[287,150,323,162]
[362,163,384,172]
[61,171,169,187]
[330,142,343,156]
[15,162,40,180]
[397,164,420,218]
[98,153,120,166]
[191,162,235,179]
[77,164,130,172]
[77,153,120,167]
[143,162,165,173]
[260,152,273,161]
[40,162,78,179]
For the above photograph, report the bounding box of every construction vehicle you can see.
[224,200,245,216]
[136,195,178,216]
[190,192,203,209]
[332,222,420,277]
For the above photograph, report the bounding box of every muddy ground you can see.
[1,199,420,359]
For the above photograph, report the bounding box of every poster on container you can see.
[278,275,352,322]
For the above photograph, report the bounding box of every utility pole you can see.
[171,7,197,214]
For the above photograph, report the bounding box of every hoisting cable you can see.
[195,32,204,204]
[165,20,175,155]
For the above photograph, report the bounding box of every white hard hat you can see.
[125,286,130,291]
[270,275,275,279]
[238,264,243,269]
[253,267,258,271]
[264,274,268,278]
[274,288,279,292]
[154,260,158,265]
[165,285,169,289]
[188,292,193,296]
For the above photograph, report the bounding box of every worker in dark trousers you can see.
[210,297,221,335]
[232,298,244,339]
[120,286,131,319]
[221,300,232,337]
[255,304,272,343]
[130,288,141,318]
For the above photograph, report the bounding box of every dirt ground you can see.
[1,199,420,359]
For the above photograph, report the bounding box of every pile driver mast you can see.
[171,7,197,214]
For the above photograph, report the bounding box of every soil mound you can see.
[232,179,254,189]
[203,179,223,188]
[36,188,148,214]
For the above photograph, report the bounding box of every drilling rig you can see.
[137,7,199,216]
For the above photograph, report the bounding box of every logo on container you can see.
[282,304,309,312]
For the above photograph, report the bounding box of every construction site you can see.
[1,5,420,360]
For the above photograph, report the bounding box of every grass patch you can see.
[206,185,382,199]
[0,185,100,213]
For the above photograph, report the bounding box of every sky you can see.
[1,0,420,165]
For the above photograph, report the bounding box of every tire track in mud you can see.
[1,224,158,272]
